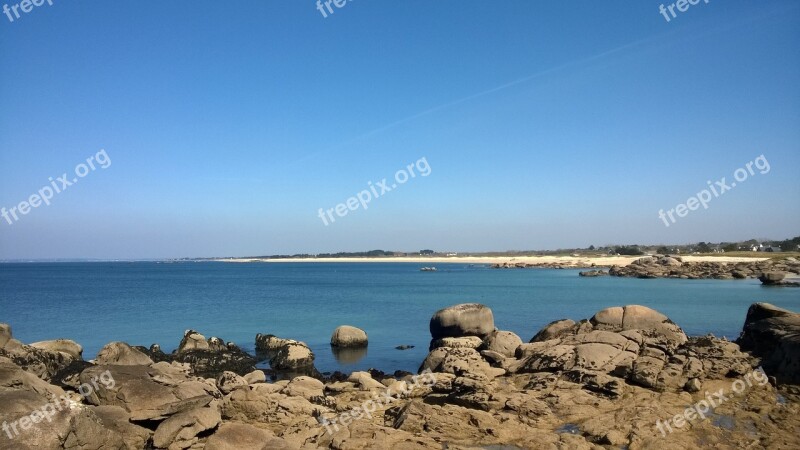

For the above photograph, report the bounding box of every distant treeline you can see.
[254,250,404,259]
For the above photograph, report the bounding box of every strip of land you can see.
[216,255,769,266]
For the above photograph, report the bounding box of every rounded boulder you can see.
[330,325,368,348]
[430,303,495,339]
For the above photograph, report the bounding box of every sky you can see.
[0,0,799,259]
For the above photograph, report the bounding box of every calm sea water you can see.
[1,262,798,374]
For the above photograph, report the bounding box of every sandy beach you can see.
[216,255,770,266]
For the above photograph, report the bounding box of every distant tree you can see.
[696,242,712,253]
[588,245,595,251]
[656,246,670,254]
[419,249,435,255]
[722,243,738,252]
[614,246,644,256]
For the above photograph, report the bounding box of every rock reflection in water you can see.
[331,346,368,364]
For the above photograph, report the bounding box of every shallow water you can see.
[1,262,798,373]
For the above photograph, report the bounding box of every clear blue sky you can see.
[1,0,798,259]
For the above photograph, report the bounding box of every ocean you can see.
[1,262,798,374]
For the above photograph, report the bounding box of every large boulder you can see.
[80,364,220,421]
[737,302,800,383]
[0,358,75,449]
[255,334,295,352]
[514,305,723,392]
[153,403,222,449]
[178,330,210,353]
[482,330,522,357]
[29,339,83,360]
[95,342,154,366]
[430,303,495,339]
[270,342,315,370]
[0,323,10,349]
[1,341,81,382]
[89,405,153,449]
[590,304,687,350]
[330,325,368,348]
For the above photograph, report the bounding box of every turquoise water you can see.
[1,262,798,374]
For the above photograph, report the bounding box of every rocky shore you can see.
[1,302,799,449]
[606,256,800,286]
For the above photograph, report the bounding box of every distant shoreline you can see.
[214,255,770,266]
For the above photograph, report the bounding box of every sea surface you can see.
[1,262,799,374]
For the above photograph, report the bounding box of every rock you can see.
[420,347,502,380]
[430,303,495,339]
[205,423,282,450]
[90,405,153,449]
[530,319,578,342]
[737,302,800,383]
[591,304,687,349]
[217,371,248,394]
[80,364,219,421]
[430,336,484,350]
[482,330,523,357]
[347,371,386,390]
[1,341,81,382]
[242,369,265,384]
[0,323,11,349]
[153,403,222,449]
[759,271,786,284]
[95,342,154,366]
[282,375,325,399]
[330,325,368,348]
[0,359,75,449]
[254,334,295,352]
[685,378,701,392]
[578,269,609,277]
[62,407,128,450]
[29,339,83,360]
[270,341,315,370]
[178,330,210,353]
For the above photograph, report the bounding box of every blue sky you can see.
[1,0,798,259]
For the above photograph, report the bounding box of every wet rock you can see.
[330,325,368,348]
[270,341,315,370]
